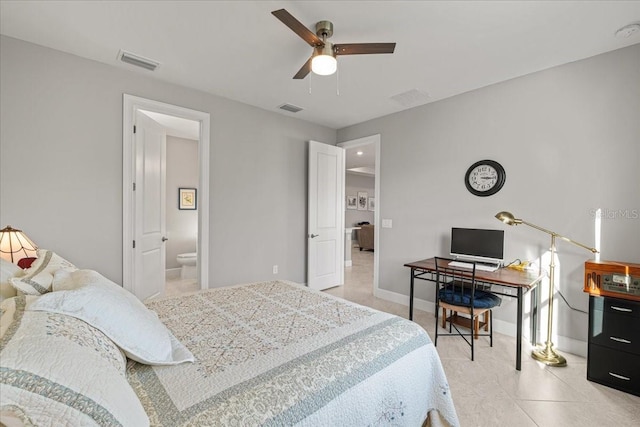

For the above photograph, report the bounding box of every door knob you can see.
[309,234,319,238]
[161,236,169,242]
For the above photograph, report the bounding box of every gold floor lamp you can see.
[495,211,598,366]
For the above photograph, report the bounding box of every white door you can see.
[307,141,345,290]
[133,111,167,300]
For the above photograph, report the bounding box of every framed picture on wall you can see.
[347,195,357,210]
[179,188,197,210]
[368,197,375,211]
[357,191,368,211]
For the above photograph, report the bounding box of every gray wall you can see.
[166,136,198,269]
[345,173,375,227]
[337,44,640,344]
[0,36,336,287]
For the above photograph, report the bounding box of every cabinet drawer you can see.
[592,296,640,319]
[587,344,640,397]
[589,307,640,354]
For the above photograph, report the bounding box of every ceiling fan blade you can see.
[335,43,396,55]
[272,9,324,47]
[293,57,313,79]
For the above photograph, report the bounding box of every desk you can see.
[404,258,545,370]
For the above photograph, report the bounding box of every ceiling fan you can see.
[272,9,396,79]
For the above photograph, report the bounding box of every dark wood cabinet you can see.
[587,295,640,396]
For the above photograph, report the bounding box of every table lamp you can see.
[495,211,598,366]
[0,225,38,264]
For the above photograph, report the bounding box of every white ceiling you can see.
[139,110,200,141]
[1,1,639,130]
[345,143,376,176]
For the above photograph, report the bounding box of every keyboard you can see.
[448,261,499,272]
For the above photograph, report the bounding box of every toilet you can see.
[176,252,197,280]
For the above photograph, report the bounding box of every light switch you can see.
[382,219,392,228]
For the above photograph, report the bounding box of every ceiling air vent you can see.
[278,103,304,113]
[390,89,430,108]
[118,50,160,71]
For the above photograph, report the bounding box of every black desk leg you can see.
[516,287,523,371]
[409,269,414,321]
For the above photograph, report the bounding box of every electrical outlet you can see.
[272,265,278,274]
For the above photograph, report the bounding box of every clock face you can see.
[464,160,506,196]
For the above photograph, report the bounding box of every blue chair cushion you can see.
[439,287,502,309]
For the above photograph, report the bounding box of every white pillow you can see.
[52,267,97,291]
[9,249,76,295]
[28,269,194,365]
[0,296,149,427]
[0,259,22,301]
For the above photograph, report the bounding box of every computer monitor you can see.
[450,227,504,265]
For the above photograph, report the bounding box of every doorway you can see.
[338,135,380,296]
[122,95,210,299]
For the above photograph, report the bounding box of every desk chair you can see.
[434,257,502,361]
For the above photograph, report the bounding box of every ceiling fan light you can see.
[311,54,337,76]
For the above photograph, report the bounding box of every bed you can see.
[1,251,459,426]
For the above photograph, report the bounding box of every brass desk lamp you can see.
[495,211,598,366]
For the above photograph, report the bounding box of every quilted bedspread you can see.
[127,280,459,426]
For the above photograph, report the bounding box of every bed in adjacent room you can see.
[0,251,459,426]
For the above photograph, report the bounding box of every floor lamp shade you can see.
[495,211,597,367]
[0,225,38,264]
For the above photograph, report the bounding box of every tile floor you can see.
[164,250,640,426]
[163,276,199,297]
[326,248,640,427]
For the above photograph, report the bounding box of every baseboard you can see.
[373,287,587,358]
[529,329,588,358]
[345,260,353,267]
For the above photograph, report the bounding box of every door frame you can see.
[337,134,380,294]
[122,94,210,292]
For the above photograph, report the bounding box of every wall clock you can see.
[464,160,506,197]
